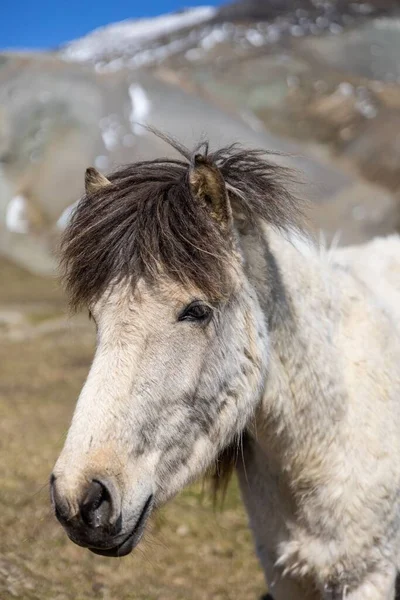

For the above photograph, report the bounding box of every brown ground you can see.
[0,259,265,600]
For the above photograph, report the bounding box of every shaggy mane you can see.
[61,132,302,310]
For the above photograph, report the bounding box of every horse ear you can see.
[189,154,232,229]
[85,167,111,194]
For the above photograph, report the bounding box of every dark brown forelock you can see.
[60,132,303,310]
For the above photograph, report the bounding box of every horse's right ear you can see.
[85,167,111,194]
[189,154,232,231]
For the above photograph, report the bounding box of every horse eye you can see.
[178,301,212,323]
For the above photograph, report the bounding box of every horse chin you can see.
[89,494,154,558]
[89,536,136,557]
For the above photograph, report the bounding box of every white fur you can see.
[238,231,400,599]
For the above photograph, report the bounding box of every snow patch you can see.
[200,27,228,50]
[99,115,123,151]
[62,7,216,63]
[6,195,30,234]
[129,84,151,136]
[246,29,265,47]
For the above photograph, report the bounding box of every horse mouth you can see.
[89,494,154,558]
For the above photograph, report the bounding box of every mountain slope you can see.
[1,0,400,274]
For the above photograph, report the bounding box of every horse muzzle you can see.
[50,473,153,557]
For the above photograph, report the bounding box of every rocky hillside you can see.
[1,0,400,275]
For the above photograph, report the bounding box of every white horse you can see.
[51,136,400,599]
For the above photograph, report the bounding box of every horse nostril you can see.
[50,474,72,522]
[80,479,113,529]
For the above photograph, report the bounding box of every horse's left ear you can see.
[85,167,111,195]
[189,154,232,230]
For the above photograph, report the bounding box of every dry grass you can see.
[0,260,265,600]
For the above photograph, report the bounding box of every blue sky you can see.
[1,0,224,50]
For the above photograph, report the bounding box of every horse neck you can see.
[240,225,346,479]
